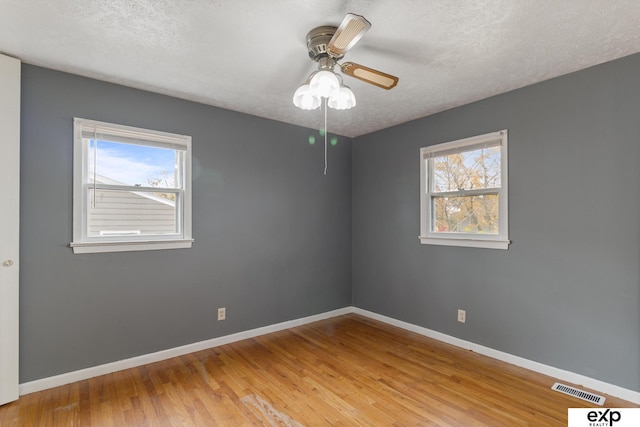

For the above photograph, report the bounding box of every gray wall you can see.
[352,54,640,392]
[20,65,352,382]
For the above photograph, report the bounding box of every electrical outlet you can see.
[217,307,226,321]
[457,309,466,323]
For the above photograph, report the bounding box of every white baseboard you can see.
[19,307,353,396]
[19,305,640,405]
[353,308,640,405]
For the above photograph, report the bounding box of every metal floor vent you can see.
[551,382,605,405]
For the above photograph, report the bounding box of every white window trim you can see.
[419,130,510,250]
[71,118,193,254]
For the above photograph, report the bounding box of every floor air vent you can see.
[551,382,605,405]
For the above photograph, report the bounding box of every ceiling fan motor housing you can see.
[307,26,344,62]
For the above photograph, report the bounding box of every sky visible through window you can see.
[88,139,177,188]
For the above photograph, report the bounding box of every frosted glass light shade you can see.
[293,84,321,110]
[309,70,340,98]
[328,85,356,110]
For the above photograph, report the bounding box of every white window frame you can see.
[419,130,509,250]
[71,118,193,254]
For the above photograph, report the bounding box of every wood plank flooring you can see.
[0,314,637,426]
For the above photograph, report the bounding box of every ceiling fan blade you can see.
[340,62,399,90]
[327,13,371,57]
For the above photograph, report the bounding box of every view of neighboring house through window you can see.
[71,118,193,253]
[419,130,509,250]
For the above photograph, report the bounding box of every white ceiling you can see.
[2,1,640,137]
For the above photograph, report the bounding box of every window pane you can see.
[88,189,177,236]
[432,194,499,234]
[432,146,501,193]
[88,139,179,188]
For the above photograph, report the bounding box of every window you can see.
[71,118,193,254]
[420,130,509,249]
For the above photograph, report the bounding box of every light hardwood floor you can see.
[0,314,637,426]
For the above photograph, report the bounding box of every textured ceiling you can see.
[2,1,640,137]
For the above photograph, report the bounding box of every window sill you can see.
[70,239,193,254]
[418,236,510,250]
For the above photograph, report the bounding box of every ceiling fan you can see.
[293,13,399,111]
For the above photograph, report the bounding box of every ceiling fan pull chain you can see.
[324,97,328,176]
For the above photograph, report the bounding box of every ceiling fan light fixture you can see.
[309,70,340,98]
[293,13,399,173]
[294,14,398,111]
[328,85,356,110]
[293,84,321,110]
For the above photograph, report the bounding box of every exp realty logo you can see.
[568,408,640,427]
